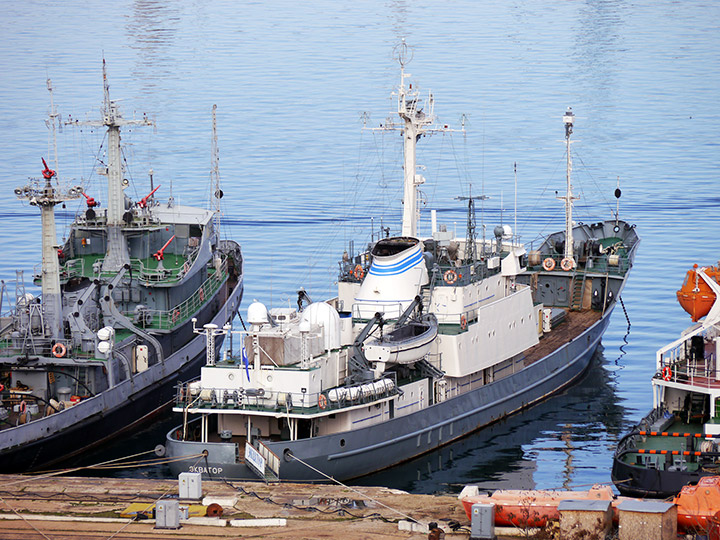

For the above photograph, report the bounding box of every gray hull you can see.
[0,282,242,472]
[166,305,609,482]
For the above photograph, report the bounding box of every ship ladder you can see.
[416,358,445,380]
[570,272,587,311]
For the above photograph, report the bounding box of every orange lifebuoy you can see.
[444,269,458,285]
[172,309,181,324]
[0,383,4,392]
[560,257,574,271]
[318,394,327,410]
[19,400,27,414]
[198,286,205,302]
[52,342,67,358]
[460,314,467,330]
[662,366,672,381]
[542,258,556,271]
[353,264,364,280]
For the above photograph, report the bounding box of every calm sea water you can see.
[1,0,719,494]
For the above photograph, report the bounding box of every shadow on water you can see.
[355,349,628,495]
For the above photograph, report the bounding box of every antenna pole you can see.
[211,104,222,242]
[514,162,517,243]
[558,108,579,268]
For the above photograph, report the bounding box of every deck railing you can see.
[123,258,228,330]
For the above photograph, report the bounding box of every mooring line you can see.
[288,453,417,523]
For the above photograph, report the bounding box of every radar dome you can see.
[247,301,270,325]
[300,302,341,350]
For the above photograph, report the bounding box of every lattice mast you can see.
[371,41,459,238]
[70,60,154,272]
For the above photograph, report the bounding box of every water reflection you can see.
[126,0,180,87]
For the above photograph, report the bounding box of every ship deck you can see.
[617,418,714,474]
[522,309,603,367]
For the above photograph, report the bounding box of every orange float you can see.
[459,485,617,528]
[677,264,720,322]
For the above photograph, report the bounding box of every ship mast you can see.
[372,41,458,238]
[15,161,82,339]
[210,104,222,242]
[557,108,578,267]
[72,60,154,272]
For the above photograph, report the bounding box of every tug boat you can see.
[164,48,638,482]
[612,263,720,498]
[0,66,243,471]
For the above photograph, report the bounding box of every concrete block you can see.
[181,516,228,527]
[558,499,612,538]
[202,495,238,508]
[229,518,287,527]
[617,500,677,540]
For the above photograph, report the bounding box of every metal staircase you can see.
[570,272,587,311]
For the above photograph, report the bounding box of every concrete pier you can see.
[0,474,484,539]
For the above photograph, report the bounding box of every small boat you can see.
[458,484,617,528]
[677,264,720,322]
[612,263,720,497]
[674,475,720,532]
[363,298,438,365]
[162,44,637,482]
[0,66,243,471]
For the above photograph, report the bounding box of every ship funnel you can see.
[354,237,428,319]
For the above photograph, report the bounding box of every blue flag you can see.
[241,340,250,381]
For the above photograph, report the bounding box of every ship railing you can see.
[56,249,201,284]
[255,440,281,478]
[431,261,493,288]
[658,332,720,388]
[527,253,631,275]
[123,258,228,330]
[0,336,96,359]
[615,407,670,455]
[174,373,400,415]
[351,301,405,322]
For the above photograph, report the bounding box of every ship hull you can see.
[166,304,610,482]
[611,454,710,498]
[0,282,243,472]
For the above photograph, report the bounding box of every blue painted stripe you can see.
[352,412,382,425]
[369,249,423,276]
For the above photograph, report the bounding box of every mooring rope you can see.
[287,452,417,523]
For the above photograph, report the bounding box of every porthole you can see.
[340,438,346,447]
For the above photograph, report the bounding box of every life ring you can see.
[19,400,27,414]
[0,383,4,392]
[460,314,467,330]
[560,257,574,271]
[52,342,67,358]
[353,264,364,280]
[172,309,180,324]
[183,261,190,274]
[662,366,672,381]
[318,394,327,410]
[542,258,556,271]
[444,269,458,285]
[198,286,205,302]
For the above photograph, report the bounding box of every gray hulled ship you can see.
[163,49,638,482]
[0,65,243,471]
